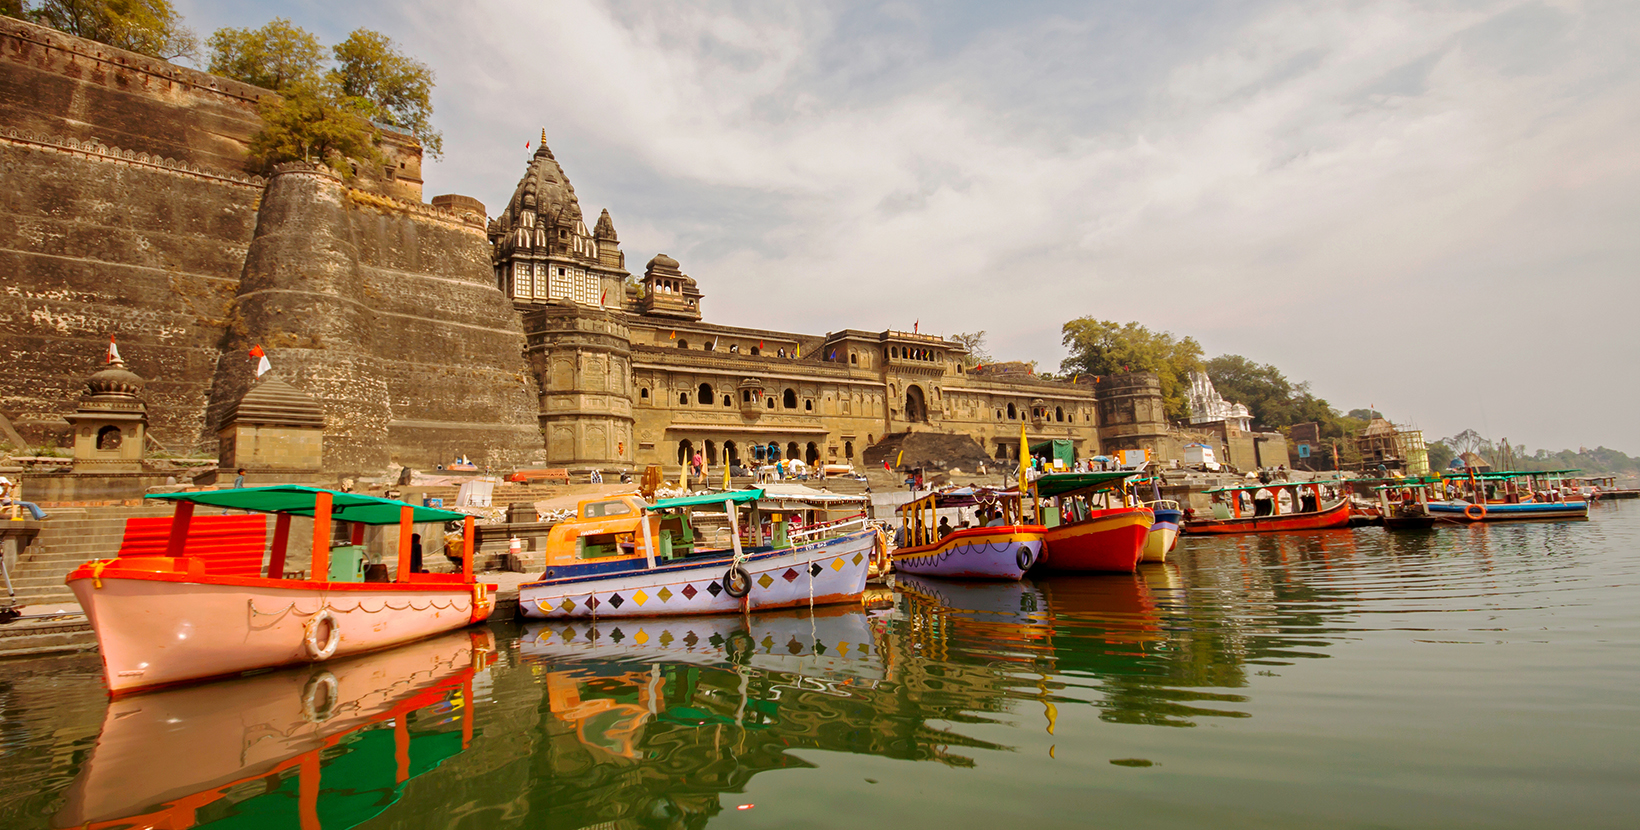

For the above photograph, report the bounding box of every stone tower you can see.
[490,133,631,309]
[66,356,148,473]
[207,162,544,474]
[1095,373,1170,458]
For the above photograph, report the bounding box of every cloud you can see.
[183,0,1640,452]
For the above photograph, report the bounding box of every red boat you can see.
[1184,480,1351,535]
[1030,472,1154,573]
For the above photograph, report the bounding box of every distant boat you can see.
[1142,500,1183,562]
[1426,467,1589,523]
[891,487,1043,579]
[1183,480,1352,534]
[67,486,496,695]
[1030,472,1153,573]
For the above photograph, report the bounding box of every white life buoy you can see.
[303,608,341,661]
[301,670,339,723]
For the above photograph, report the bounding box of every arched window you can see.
[1056,406,1064,422]
[996,409,1003,420]
[783,389,797,409]
[640,388,650,400]
[766,397,775,409]
[1007,403,1017,419]
[845,440,854,458]
[805,399,813,411]
[95,425,122,450]
[890,346,899,359]
[677,340,688,349]
[787,441,800,461]
[698,383,713,404]
[679,392,690,405]
[742,389,752,403]
[723,394,733,407]
[750,346,761,356]
[850,353,858,365]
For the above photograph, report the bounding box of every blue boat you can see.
[1427,467,1588,523]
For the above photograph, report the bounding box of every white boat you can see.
[67,486,496,694]
[518,488,876,619]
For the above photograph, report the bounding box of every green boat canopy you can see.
[1204,480,1343,494]
[1440,468,1580,480]
[649,488,765,511]
[147,485,469,525]
[1032,471,1137,498]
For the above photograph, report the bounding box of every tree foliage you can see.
[24,0,197,59]
[329,29,442,158]
[1204,354,1343,435]
[206,17,323,92]
[951,331,991,367]
[1347,408,1382,421]
[249,78,382,174]
[1060,318,1203,420]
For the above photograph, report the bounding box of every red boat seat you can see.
[118,515,269,578]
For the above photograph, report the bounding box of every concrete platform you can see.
[0,596,94,658]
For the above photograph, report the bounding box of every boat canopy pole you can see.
[640,509,657,570]
[396,504,413,582]
[268,513,291,579]
[726,499,744,561]
[312,491,332,582]
[462,516,475,582]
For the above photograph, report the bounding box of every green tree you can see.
[206,17,323,92]
[1426,441,1455,471]
[249,77,381,174]
[1205,354,1345,435]
[3,1,25,19]
[1347,408,1382,421]
[330,29,442,158]
[1060,318,1203,420]
[951,331,991,367]
[25,0,196,59]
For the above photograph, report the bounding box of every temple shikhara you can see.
[487,135,1146,474]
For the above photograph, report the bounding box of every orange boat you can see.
[1030,472,1153,573]
[1184,480,1351,534]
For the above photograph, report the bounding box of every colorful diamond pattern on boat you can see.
[852,553,863,565]
[657,587,672,602]
[584,596,600,610]
[608,593,625,609]
[634,628,649,645]
[809,562,823,577]
[683,631,699,647]
[681,584,697,600]
[632,590,648,606]
[659,630,674,647]
[561,599,576,612]
[831,557,844,572]
[782,568,799,582]
[609,627,624,642]
[758,573,775,589]
[707,581,723,597]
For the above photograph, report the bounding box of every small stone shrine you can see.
[65,357,148,473]
[217,376,326,481]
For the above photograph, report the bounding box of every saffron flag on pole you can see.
[1019,423,1029,496]
[249,344,271,377]
[600,288,607,305]
[670,330,677,339]
[106,334,122,364]
[895,449,904,469]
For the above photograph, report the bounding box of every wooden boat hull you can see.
[55,628,492,828]
[1143,508,1182,562]
[1039,507,1153,573]
[518,528,875,619]
[1426,501,1589,522]
[1183,498,1352,535]
[891,525,1045,580]
[67,559,494,694]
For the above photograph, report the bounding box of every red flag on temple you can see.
[106,334,121,364]
[249,344,270,377]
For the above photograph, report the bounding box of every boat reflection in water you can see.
[516,606,1020,828]
[54,628,496,830]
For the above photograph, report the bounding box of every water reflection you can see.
[53,629,495,830]
[8,509,1628,829]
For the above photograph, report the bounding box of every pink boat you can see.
[66,485,496,695]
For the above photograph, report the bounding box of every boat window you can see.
[583,501,633,518]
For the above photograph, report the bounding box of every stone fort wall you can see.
[0,18,542,472]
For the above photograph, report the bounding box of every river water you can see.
[3,501,1637,829]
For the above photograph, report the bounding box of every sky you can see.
[177,0,1640,455]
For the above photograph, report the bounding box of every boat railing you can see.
[787,514,869,543]
[1142,499,1181,511]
